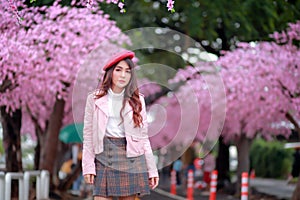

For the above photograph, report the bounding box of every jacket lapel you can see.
[94,95,109,116]
[123,101,132,116]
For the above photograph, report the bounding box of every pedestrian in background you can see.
[82,51,159,200]
[173,157,183,185]
[291,148,300,177]
[182,146,196,185]
[288,147,300,183]
[71,143,83,196]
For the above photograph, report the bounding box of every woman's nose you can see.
[121,70,126,77]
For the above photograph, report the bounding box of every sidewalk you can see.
[63,176,297,200]
[250,177,296,200]
[158,175,239,200]
[158,175,296,200]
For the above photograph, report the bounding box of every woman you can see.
[82,51,159,200]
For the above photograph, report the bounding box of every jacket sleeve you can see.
[140,95,159,178]
[82,94,96,175]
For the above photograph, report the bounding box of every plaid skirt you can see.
[93,137,150,197]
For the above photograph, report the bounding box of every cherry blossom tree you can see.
[1,0,130,191]
[216,22,299,194]
[149,21,299,195]
[218,21,299,186]
[147,61,226,168]
[0,0,40,174]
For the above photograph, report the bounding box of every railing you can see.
[5,172,24,200]
[0,170,49,200]
[40,170,50,199]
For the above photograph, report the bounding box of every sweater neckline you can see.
[108,88,124,98]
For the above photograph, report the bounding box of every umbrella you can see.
[59,123,83,143]
[284,142,300,149]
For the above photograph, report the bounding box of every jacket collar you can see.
[94,94,132,117]
[94,95,109,116]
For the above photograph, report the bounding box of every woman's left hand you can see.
[149,177,159,189]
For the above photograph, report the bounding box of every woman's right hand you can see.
[84,174,94,184]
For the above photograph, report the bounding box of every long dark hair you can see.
[95,58,143,127]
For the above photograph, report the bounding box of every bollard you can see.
[0,171,5,200]
[5,172,24,200]
[186,170,194,200]
[170,170,177,195]
[209,170,218,200]
[241,172,248,200]
[40,170,50,199]
[24,170,41,200]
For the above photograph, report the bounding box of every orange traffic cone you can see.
[209,170,218,200]
[170,170,177,195]
[241,172,249,200]
[187,170,194,200]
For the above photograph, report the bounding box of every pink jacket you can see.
[82,92,158,178]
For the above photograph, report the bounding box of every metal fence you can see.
[0,170,49,200]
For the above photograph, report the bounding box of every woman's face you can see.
[111,60,131,93]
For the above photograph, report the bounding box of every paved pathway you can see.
[250,178,296,200]
[153,175,297,200]
[141,187,239,200]
[66,177,297,200]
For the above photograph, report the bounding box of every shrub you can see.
[250,138,293,179]
[0,139,3,155]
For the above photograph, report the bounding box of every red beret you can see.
[103,51,135,71]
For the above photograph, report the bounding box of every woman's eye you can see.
[126,70,131,73]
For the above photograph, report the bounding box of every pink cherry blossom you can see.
[0,1,130,136]
[167,0,175,11]
[149,21,300,149]
[118,2,124,9]
[87,0,175,13]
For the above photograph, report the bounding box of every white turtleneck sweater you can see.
[105,88,125,137]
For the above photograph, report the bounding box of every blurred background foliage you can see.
[0,140,3,155]
[27,0,300,84]
[250,138,293,178]
[26,0,300,55]
[24,0,300,83]
[98,0,300,53]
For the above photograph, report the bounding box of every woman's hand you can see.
[149,177,159,189]
[84,174,95,184]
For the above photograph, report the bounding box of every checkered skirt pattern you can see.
[93,137,150,197]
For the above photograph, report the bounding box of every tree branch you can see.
[0,78,14,93]
[285,111,300,139]
[145,68,212,105]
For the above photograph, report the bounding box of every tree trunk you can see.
[216,136,230,189]
[26,105,46,170]
[34,127,43,170]
[39,98,65,189]
[235,134,252,197]
[0,106,23,198]
[286,112,300,200]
